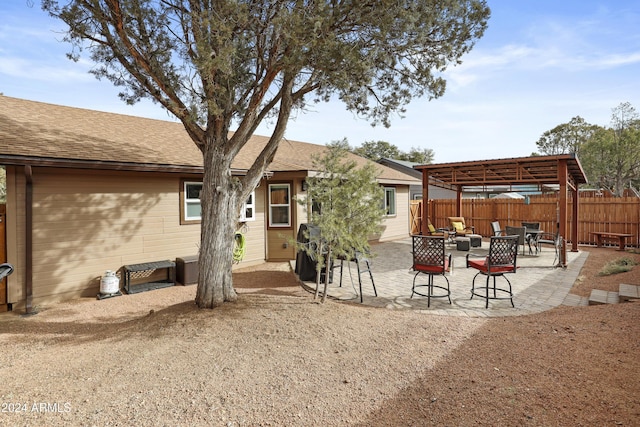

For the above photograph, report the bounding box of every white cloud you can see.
[0,55,92,83]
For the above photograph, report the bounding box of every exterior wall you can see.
[240,182,266,264]
[429,185,456,200]
[379,185,411,242]
[5,167,23,305]
[6,167,267,308]
[409,184,422,200]
[294,179,311,227]
[286,177,413,247]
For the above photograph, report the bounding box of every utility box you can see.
[176,255,199,285]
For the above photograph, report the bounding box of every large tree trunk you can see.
[195,144,239,308]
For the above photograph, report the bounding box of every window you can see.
[240,191,256,222]
[384,187,396,216]
[269,183,291,227]
[184,181,203,221]
[181,180,255,223]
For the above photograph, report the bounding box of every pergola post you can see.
[420,169,430,235]
[572,187,579,252]
[558,160,568,267]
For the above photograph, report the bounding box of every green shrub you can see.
[598,257,639,276]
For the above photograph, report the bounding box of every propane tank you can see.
[100,270,120,294]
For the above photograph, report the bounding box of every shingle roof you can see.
[0,96,417,183]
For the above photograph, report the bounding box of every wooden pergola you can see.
[414,154,588,267]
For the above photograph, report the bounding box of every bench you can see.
[123,260,176,294]
[590,232,634,251]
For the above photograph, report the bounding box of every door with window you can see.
[266,183,295,260]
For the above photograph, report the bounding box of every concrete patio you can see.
[296,237,588,317]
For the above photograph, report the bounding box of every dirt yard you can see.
[0,246,638,426]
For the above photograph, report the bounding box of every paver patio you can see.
[297,237,587,317]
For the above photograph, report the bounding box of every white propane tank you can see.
[100,270,120,294]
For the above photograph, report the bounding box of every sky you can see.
[1,1,639,163]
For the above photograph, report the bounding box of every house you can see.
[0,96,418,310]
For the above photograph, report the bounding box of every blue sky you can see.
[1,1,639,163]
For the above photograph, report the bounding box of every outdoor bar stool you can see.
[411,235,452,307]
[335,250,377,303]
[466,235,519,308]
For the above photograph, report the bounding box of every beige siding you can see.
[379,186,411,242]
[5,166,23,303]
[234,183,266,267]
[6,168,267,307]
[294,178,311,226]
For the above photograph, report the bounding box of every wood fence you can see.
[410,195,640,248]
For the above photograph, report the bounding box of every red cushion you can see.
[414,259,450,273]
[467,259,514,274]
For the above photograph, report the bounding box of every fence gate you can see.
[409,200,421,235]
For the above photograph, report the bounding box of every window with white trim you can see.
[384,187,397,216]
[269,183,291,227]
[184,181,203,221]
[240,191,256,222]
[182,180,255,222]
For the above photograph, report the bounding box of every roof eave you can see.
[0,154,253,176]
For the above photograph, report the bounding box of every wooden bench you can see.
[590,232,634,251]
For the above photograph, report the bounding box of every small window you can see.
[181,180,255,223]
[184,181,203,221]
[384,187,396,216]
[269,183,291,227]
[240,191,256,222]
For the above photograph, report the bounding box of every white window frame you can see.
[182,180,255,222]
[240,191,256,222]
[184,181,203,221]
[268,183,291,228]
[384,187,397,216]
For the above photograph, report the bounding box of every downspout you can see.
[25,165,33,314]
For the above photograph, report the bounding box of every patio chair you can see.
[505,225,526,255]
[411,235,452,307]
[447,216,475,236]
[490,221,503,236]
[466,235,518,308]
[537,230,561,265]
[426,220,450,242]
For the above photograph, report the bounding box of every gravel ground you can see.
[0,247,638,426]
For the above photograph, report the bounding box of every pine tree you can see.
[298,146,385,302]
